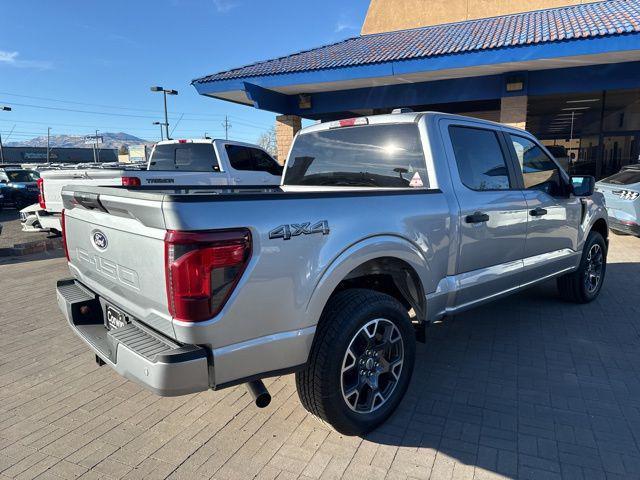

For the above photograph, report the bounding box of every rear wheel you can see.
[296,289,415,436]
[557,231,607,303]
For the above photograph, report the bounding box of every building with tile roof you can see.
[193,0,640,178]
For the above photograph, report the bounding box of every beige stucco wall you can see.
[361,0,590,34]
[500,96,528,130]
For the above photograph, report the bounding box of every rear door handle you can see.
[465,211,490,223]
[529,207,548,217]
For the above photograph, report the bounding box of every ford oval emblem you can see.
[92,231,108,250]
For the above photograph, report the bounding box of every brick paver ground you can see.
[1,234,639,479]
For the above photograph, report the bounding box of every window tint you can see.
[148,144,218,172]
[449,126,511,191]
[509,135,562,195]
[7,171,36,182]
[251,148,282,176]
[284,124,428,188]
[225,145,282,176]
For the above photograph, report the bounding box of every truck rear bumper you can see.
[56,278,210,396]
[37,211,62,232]
[608,216,640,236]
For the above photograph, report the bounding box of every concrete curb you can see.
[0,237,63,257]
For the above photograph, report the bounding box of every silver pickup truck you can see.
[56,112,608,435]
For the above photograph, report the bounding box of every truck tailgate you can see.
[43,169,124,213]
[62,189,175,337]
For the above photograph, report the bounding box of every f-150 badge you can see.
[269,220,330,240]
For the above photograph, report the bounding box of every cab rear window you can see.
[284,124,428,188]
[149,144,219,172]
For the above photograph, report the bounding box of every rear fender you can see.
[305,235,431,329]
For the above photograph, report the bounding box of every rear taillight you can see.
[61,209,70,261]
[37,178,46,209]
[122,176,141,187]
[164,229,251,322]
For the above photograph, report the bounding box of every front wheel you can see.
[557,231,607,303]
[296,289,415,436]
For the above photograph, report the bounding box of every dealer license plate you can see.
[106,304,129,330]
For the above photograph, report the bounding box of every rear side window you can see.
[5,170,37,182]
[449,126,511,191]
[284,124,428,188]
[509,134,562,195]
[149,144,219,172]
[601,169,640,185]
[225,145,282,176]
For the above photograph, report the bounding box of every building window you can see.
[602,89,640,132]
[527,89,640,179]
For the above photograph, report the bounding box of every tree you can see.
[257,126,277,159]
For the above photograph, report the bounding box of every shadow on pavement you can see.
[366,263,640,478]
[0,248,65,266]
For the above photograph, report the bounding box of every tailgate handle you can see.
[73,192,107,212]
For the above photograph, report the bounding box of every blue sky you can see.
[0,0,369,144]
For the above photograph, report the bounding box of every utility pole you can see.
[221,116,232,140]
[47,127,51,163]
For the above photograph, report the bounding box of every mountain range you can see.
[7,132,151,149]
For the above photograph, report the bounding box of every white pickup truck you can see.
[22,139,281,234]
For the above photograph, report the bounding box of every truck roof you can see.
[154,138,269,149]
[298,111,527,135]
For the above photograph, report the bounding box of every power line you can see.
[0,101,271,132]
[0,91,274,128]
[0,101,174,120]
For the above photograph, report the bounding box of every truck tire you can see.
[557,231,607,303]
[296,289,415,436]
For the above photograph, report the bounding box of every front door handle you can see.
[465,211,490,223]
[529,207,548,217]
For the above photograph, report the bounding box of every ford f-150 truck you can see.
[56,112,608,435]
[24,139,281,234]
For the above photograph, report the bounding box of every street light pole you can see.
[163,91,169,140]
[0,106,12,164]
[153,122,166,141]
[150,87,178,140]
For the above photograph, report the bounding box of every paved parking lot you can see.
[0,210,59,256]
[1,234,640,480]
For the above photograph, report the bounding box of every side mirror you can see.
[571,175,595,197]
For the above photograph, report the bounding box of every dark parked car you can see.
[0,168,40,209]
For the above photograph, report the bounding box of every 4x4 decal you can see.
[269,220,330,240]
